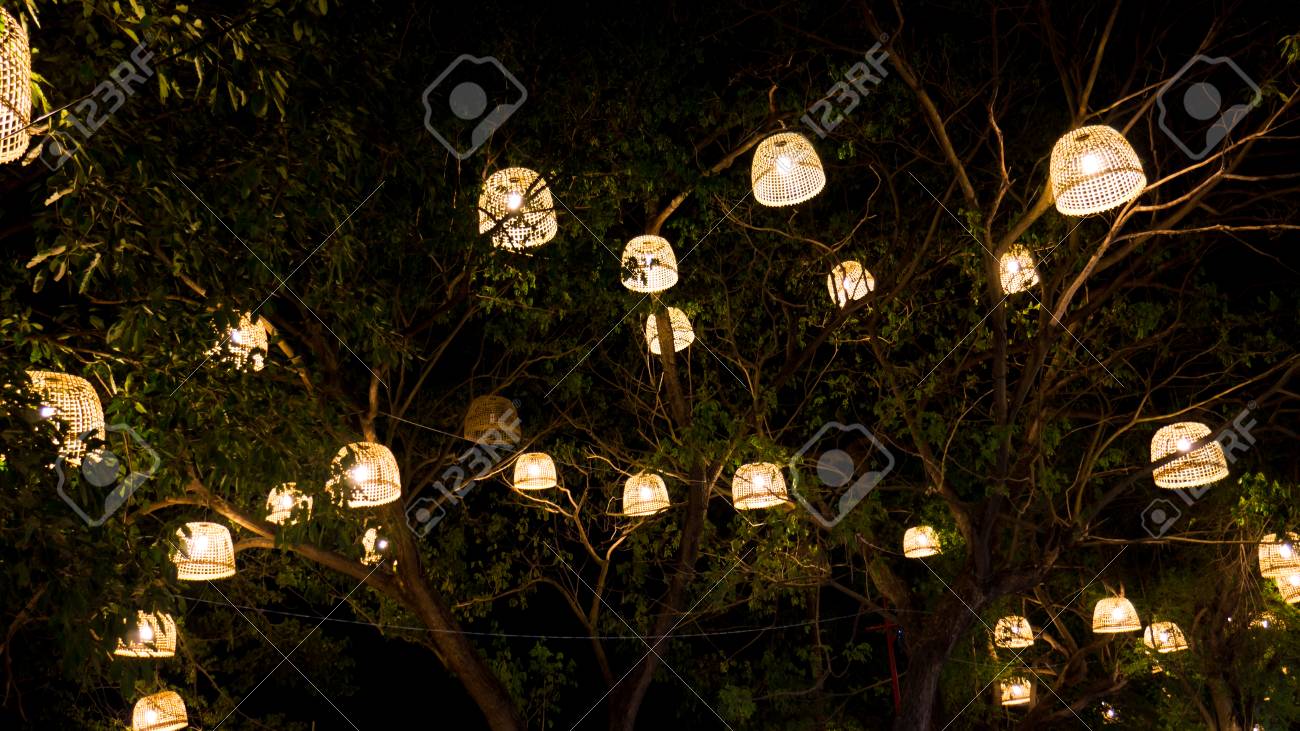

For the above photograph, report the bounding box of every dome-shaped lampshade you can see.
[732,462,788,510]
[1276,573,1300,604]
[645,308,694,355]
[903,526,941,558]
[1050,125,1146,216]
[993,615,1034,649]
[26,370,105,462]
[477,167,558,250]
[132,690,187,731]
[1092,596,1140,633]
[827,260,875,308]
[621,235,679,293]
[329,442,401,507]
[1258,532,1300,578]
[361,527,389,566]
[0,8,31,165]
[1142,621,1188,653]
[998,245,1040,295]
[751,132,826,207]
[115,611,178,658]
[513,452,557,490]
[999,677,1033,707]
[623,472,670,517]
[1150,422,1229,489]
[1251,611,1282,630]
[212,312,268,371]
[265,483,312,525]
[171,522,236,581]
[464,395,520,446]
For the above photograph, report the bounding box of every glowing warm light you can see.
[1079,152,1102,175]
[139,624,154,642]
[1282,543,1294,559]
[350,464,372,483]
[1176,437,1192,452]
[505,191,523,210]
[1007,260,1020,273]
[38,405,56,418]
[280,494,295,509]
[775,155,794,175]
[377,539,389,550]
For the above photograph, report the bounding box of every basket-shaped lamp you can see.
[645,308,694,354]
[464,395,520,446]
[1258,532,1300,578]
[213,312,268,371]
[999,677,1033,707]
[478,167,558,250]
[132,690,187,731]
[1049,125,1146,216]
[827,260,875,308]
[265,483,313,525]
[362,527,388,566]
[0,9,30,165]
[751,132,826,207]
[623,472,670,517]
[993,615,1034,649]
[903,526,941,558]
[115,611,178,658]
[171,522,236,581]
[1150,422,1229,489]
[732,462,788,510]
[621,235,679,293]
[1251,611,1282,630]
[1142,621,1188,653]
[1092,596,1140,633]
[1276,573,1300,604]
[329,442,401,507]
[26,370,105,462]
[513,452,557,490]
[998,245,1040,295]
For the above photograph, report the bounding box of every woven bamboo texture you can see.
[621,235,679,293]
[645,307,694,355]
[477,167,558,249]
[27,370,105,462]
[998,245,1040,294]
[993,615,1034,649]
[172,522,236,581]
[1092,596,1141,633]
[903,525,941,558]
[751,132,826,207]
[115,611,178,658]
[0,9,30,165]
[1050,125,1146,216]
[623,472,670,516]
[330,442,402,507]
[1150,422,1229,488]
[464,395,520,445]
[265,483,312,525]
[513,452,557,490]
[132,690,187,731]
[732,462,788,510]
[1142,621,1188,653]
[827,260,874,308]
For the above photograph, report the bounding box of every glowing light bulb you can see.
[280,494,296,509]
[376,538,389,550]
[38,405,56,418]
[1262,619,1271,628]
[230,328,246,345]
[1080,152,1103,175]
[1159,631,1170,643]
[505,191,523,210]
[351,464,372,483]
[1007,260,1020,273]
[1176,437,1193,452]
[192,535,209,554]
[1111,607,1125,620]
[1281,543,1293,559]
[145,709,158,723]
[639,485,654,500]
[1011,684,1024,695]
[529,464,542,477]
[1288,573,1300,587]
[775,155,795,175]
[139,623,154,642]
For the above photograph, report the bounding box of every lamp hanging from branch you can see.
[1258,532,1300,578]
[328,442,402,507]
[1142,621,1189,653]
[362,527,389,565]
[0,8,31,165]
[645,307,694,354]
[513,452,557,490]
[464,395,520,445]
[26,370,105,462]
[993,615,1034,649]
[827,260,875,308]
[477,167,558,249]
[265,483,313,525]
[622,472,670,516]
[1150,422,1229,488]
[132,691,187,731]
[732,462,788,510]
[1276,572,1300,604]
[115,611,178,658]
[999,677,1033,707]
[903,525,941,558]
[998,245,1040,295]
[1092,596,1141,633]
[1049,125,1146,216]
[621,235,679,293]
[210,312,268,371]
[751,132,826,206]
[171,522,236,580]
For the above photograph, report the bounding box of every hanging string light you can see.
[902,526,941,558]
[264,483,312,525]
[1150,422,1229,488]
[26,370,105,462]
[1049,125,1146,216]
[328,442,402,507]
[115,611,178,658]
[477,167,558,249]
[751,132,826,206]
[621,235,679,293]
[827,260,875,308]
[512,452,557,490]
[171,522,236,580]
[622,472,671,516]
[732,462,788,510]
[132,691,187,731]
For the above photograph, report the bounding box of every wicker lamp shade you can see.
[999,677,1033,707]
[1049,125,1146,216]
[26,370,105,462]
[1252,611,1282,630]
[993,615,1034,649]
[330,442,401,507]
[998,245,1040,295]
[513,452,557,490]
[1276,573,1300,604]
[1092,596,1141,633]
[1143,621,1189,653]
[732,462,788,510]
[132,691,188,731]
[0,9,30,165]
[623,472,670,517]
[115,611,178,658]
[827,261,875,308]
[264,483,313,525]
[621,235,679,293]
[645,308,694,355]
[171,522,236,581]
[1258,532,1300,578]
[464,395,520,445]
[1150,422,1229,489]
[361,527,389,565]
[215,312,268,371]
[478,167,558,250]
[751,132,826,207]
[903,525,941,558]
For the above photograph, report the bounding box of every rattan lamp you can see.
[827,261,875,308]
[1277,573,1300,604]
[513,452,557,490]
[0,8,30,165]
[1258,532,1300,578]
[132,690,187,731]
[478,167,558,249]
[645,308,694,354]
[1251,611,1282,630]
[998,245,1040,295]
[732,462,788,510]
[993,615,1034,649]
[362,527,388,566]
[26,370,105,462]
[265,483,312,525]
[215,312,268,371]
[751,132,826,206]
[464,395,520,445]
[623,472,670,517]
[1092,596,1141,633]
[172,522,236,581]
[999,677,1033,707]
[903,526,941,558]
[115,611,178,658]
[1049,125,1146,216]
[1143,621,1188,653]
[1150,422,1229,488]
[621,235,679,293]
[329,442,401,507]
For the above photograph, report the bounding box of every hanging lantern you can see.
[621,235,679,293]
[0,8,31,165]
[132,690,188,731]
[1091,596,1141,633]
[1251,611,1282,630]
[264,483,312,525]
[211,312,268,371]
[26,370,105,462]
[1049,125,1146,216]
[115,611,178,658]
[1276,573,1300,604]
[171,522,236,581]
[513,452,557,490]
[1142,621,1188,653]
[361,527,389,566]
[623,472,670,517]
[826,260,875,308]
[993,615,1034,649]
[1258,532,1300,578]
[464,395,520,446]
[328,442,401,508]
[645,307,694,355]
[903,526,941,558]
[751,132,826,207]
[1150,422,1229,489]
[999,676,1033,707]
[998,245,1040,295]
[477,167,558,250]
[732,462,788,510]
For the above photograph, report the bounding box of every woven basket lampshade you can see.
[1276,573,1300,604]
[751,132,826,207]
[132,690,188,731]
[645,308,694,355]
[1143,621,1189,653]
[1258,532,1300,578]
[478,167,558,250]
[621,235,679,293]
[329,442,401,507]
[264,483,313,525]
[171,522,236,581]
[993,615,1034,649]
[623,472,670,517]
[115,611,178,658]
[999,677,1033,707]
[361,527,388,566]
[827,260,875,308]
[464,395,520,446]
[1150,422,1229,489]
[26,370,105,462]
[1049,125,1146,216]
[732,462,788,510]
[513,452,557,490]
[1251,610,1282,630]
[998,245,1040,295]
[1092,596,1141,633]
[215,312,268,371]
[903,525,941,558]
[0,9,30,165]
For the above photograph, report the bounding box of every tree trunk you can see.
[892,595,980,730]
